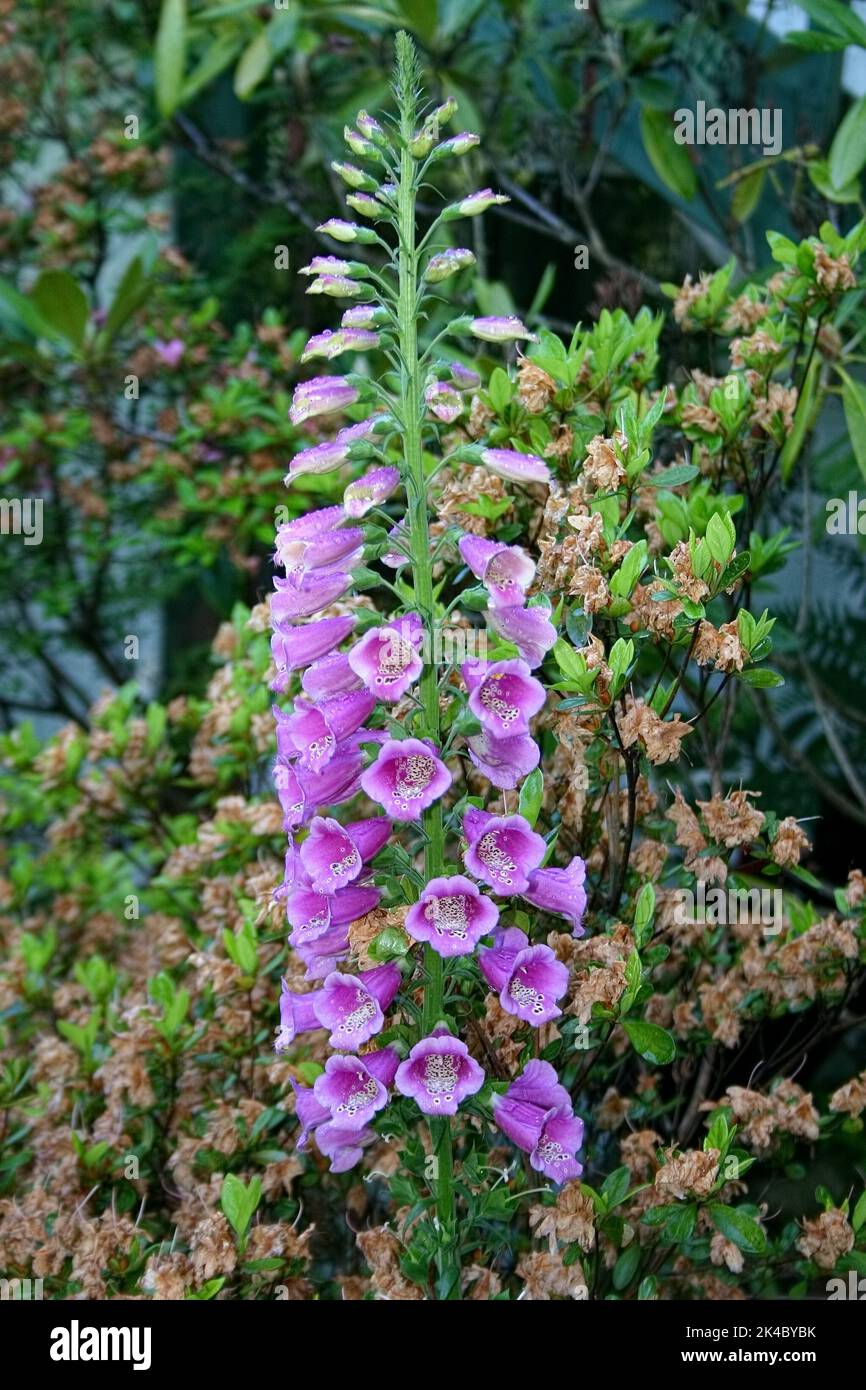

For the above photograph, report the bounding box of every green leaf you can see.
[852,1190,866,1233]
[0,278,62,343]
[797,0,866,46]
[785,30,849,52]
[780,356,819,481]
[634,882,655,947]
[104,257,149,341]
[737,668,784,688]
[622,1019,676,1065]
[731,168,765,224]
[155,0,188,117]
[601,1165,632,1209]
[30,272,88,348]
[220,1173,262,1240]
[612,1242,641,1291]
[644,462,699,488]
[830,96,866,189]
[842,376,866,484]
[640,108,697,201]
[518,768,543,828]
[707,1202,767,1256]
[234,26,274,99]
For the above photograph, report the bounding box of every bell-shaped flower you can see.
[313,1047,399,1128]
[487,602,557,668]
[360,737,452,821]
[463,657,546,738]
[523,857,587,936]
[343,464,400,518]
[348,613,424,702]
[480,447,550,485]
[478,927,569,1026]
[470,313,536,341]
[313,962,401,1049]
[462,808,545,893]
[299,814,391,894]
[289,376,359,426]
[278,689,376,773]
[274,979,322,1053]
[271,571,352,621]
[395,1027,485,1116]
[466,729,540,791]
[492,1060,584,1182]
[458,534,535,609]
[405,874,499,958]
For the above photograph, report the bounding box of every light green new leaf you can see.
[842,376,866,483]
[155,0,187,117]
[31,271,88,348]
[639,108,697,201]
[622,1019,676,1065]
[830,96,866,190]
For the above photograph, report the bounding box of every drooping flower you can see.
[306,274,366,299]
[313,962,402,1049]
[487,602,557,668]
[279,737,370,823]
[458,534,535,609]
[462,808,545,893]
[478,927,569,1025]
[276,504,347,541]
[300,651,361,700]
[492,1060,584,1182]
[275,980,323,1052]
[450,361,481,391]
[404,874,499,958]
[463,658,546,738]
[456,189,510,217]
[313,1047,400,1128]
[285,419,379,481]
[317,218,378,244]
[299,815,391,893]
[276,526,365,578]
[466,729,540,790]
[291,1081,376,1172]
[360,737,452,821]
[470,314,536,342]
[286,882,381,947]
[289,376,359,425]
[480,447,550,485]
[301,327,380,361]
[348,613,424,701]
[523,857,587,936]
[425,380,464,422]
[342,303,390,329]
[270,614,356,683]
[277,689,377,773]
[395,1027,485,1116]
[271,571,353,621]
[343,465,401,518]
[298,255,356,278]
[424,248,476,283]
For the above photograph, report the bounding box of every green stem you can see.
[394,33,459,1301]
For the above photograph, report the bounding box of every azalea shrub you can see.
[2,32,865,1304]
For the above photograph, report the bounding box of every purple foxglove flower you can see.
[272,571,351,621]
[291,1080,329,1150]
[360,737,452,821]
[292,739,368,817]
[343,465,400,518]
[492,1061,584,1182]
[348,613,424,702]
[277,504,347,540]
[289,376,359,426]
[301,651,361,700]
[457,189,510,217]
[395,1028,485,1116]
[346,192,384,219]
[287,883,381,945]
[299,255,354,277]
[301,327,380,362]
[317,218,377,244]
[523,856,587,936]
[275,979,322,1052]
[470,314,536,342]
[405,874,499,958]
[381,522,409,569]
[463,658,546,738]
[425,380,464,423]
[154,337,184,367]
[480,447,550,485]
[458,534,535,609]
[300,815,390,893]
[306,275,365,299]
[450,361,481,391]
[424,248,476,283]
[276,527,364,578]
[462,808,545,893]
[488,603,557,669]
[274,759,306,829]
[316,1120,376,1173]
[466,729,541,791]
[270,614,355,681]
[313,1047,399,1129]
[279,689,377,772]
[342,304,390,329]
[313,963,401,1048]
[478,927,569,1026]
[295,924,351,979]
[344,124,378,156]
